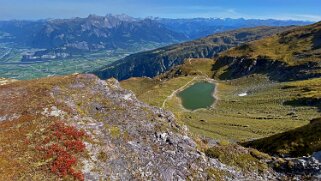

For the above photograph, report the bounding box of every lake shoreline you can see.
[176,77,218,112]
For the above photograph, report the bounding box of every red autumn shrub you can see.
[50,146,77,176]
[63,140,85,152]
[36,121,86,181]
[50,121,85,140]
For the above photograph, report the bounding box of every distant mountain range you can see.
[0,14,187,61]
[155,17,311,39]
[0,14,312,62]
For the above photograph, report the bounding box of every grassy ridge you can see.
[221,21,321,65]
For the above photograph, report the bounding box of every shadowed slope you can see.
[243,118,321,157]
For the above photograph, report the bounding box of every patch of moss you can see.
[206,167,229,181]
[249,149,271,160]
[109,126,121,139]
[218,139,230,146]
[205,144,269,173]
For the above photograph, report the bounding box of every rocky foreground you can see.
[0,74,319,180]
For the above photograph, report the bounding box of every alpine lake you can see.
[178,81,215,111]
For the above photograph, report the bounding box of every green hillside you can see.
[213,21,321,81]
[221,21,321,65]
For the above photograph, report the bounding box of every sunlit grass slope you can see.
[121,59,320,141]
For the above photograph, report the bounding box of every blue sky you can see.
[1,0,320,21]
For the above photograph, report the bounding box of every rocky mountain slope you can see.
[0,74,282,180]
[94,26,291,80]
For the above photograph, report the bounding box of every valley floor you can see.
[0,48,126,80]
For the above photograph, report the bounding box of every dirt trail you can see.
[161,58,217,109]
[161,77,197,108]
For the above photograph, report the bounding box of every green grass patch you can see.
[205,143,269,173]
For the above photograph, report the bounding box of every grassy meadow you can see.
[121,59,320,142]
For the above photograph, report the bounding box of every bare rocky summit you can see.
[0,74,282,180]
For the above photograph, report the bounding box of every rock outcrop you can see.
[272,155,321,179]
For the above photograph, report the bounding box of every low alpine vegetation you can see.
[35,121,86,181]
